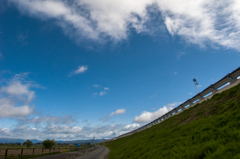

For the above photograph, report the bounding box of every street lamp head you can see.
[193,78,197,82]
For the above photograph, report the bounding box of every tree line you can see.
[24,139,57,148]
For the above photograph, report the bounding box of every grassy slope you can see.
[105,83,240,159]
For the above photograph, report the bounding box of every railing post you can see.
[5,148,8,159]
[198,94,203,100]
[210,86,217,94]
[33,148,35,155]
[230,78,237,84]
[188,100,193,107]
[42,148,44,155]
[21,148,23,159]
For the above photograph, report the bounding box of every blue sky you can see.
[0,0,240,140]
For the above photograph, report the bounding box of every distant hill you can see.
[0,138,41,144]
[57,139,106,144]
[0,138,106,144]
[104,83,240,158]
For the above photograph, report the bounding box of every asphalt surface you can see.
[33,146,99,159]
[75,146,110,159]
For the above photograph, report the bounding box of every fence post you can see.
[5,148,8,159]
[42,148,44,155]
[49,148,50,153]
[33,148,35,155]
[21,148,23,159]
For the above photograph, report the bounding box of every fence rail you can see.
[116,66,240,139]
[0,146,82,159]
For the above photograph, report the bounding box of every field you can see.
[104,83,240,159]
[0,144,92,159]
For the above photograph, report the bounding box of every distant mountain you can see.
[0,138,42,144]
[56,139,107,144]
[0,138,106,144]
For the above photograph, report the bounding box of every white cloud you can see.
[133,102,182,123]
[10,0,240,51]
[121,123,140,131]
[109,109,126,117]
[74,65,88,75]
[0,98,34,118]
[93,87,109,96]
[160,0,240,51]
[0,124,124,140]
[19,115,75,125]
[93,84,101,88]
[177,52,186,60]
[0,73,38,118]
[1,81,35,102]
[99,109,126,122]
[99,91,107,96]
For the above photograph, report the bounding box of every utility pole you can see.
[91,136,95,145]
[193,78,199,94]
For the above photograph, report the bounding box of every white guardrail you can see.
[116,67,240,139]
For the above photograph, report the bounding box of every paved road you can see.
[75,146,110,159]
[34,147,98,159]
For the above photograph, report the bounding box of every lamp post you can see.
[193,78,199,94]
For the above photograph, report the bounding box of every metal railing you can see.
[116,66,240,139]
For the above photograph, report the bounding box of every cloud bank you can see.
[0,124,123,140]
[10,0,240,51]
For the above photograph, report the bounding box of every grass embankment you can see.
[105,83,240,159]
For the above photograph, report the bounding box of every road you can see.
[75,146,110,159]
[34,146,98,159]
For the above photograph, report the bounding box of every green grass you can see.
[104,83,240,159]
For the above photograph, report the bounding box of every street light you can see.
[193,78,199,94]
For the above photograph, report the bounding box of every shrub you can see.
[24,140,33,148]
[42,139,56,149]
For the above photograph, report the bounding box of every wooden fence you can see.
[0,147,80,159]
